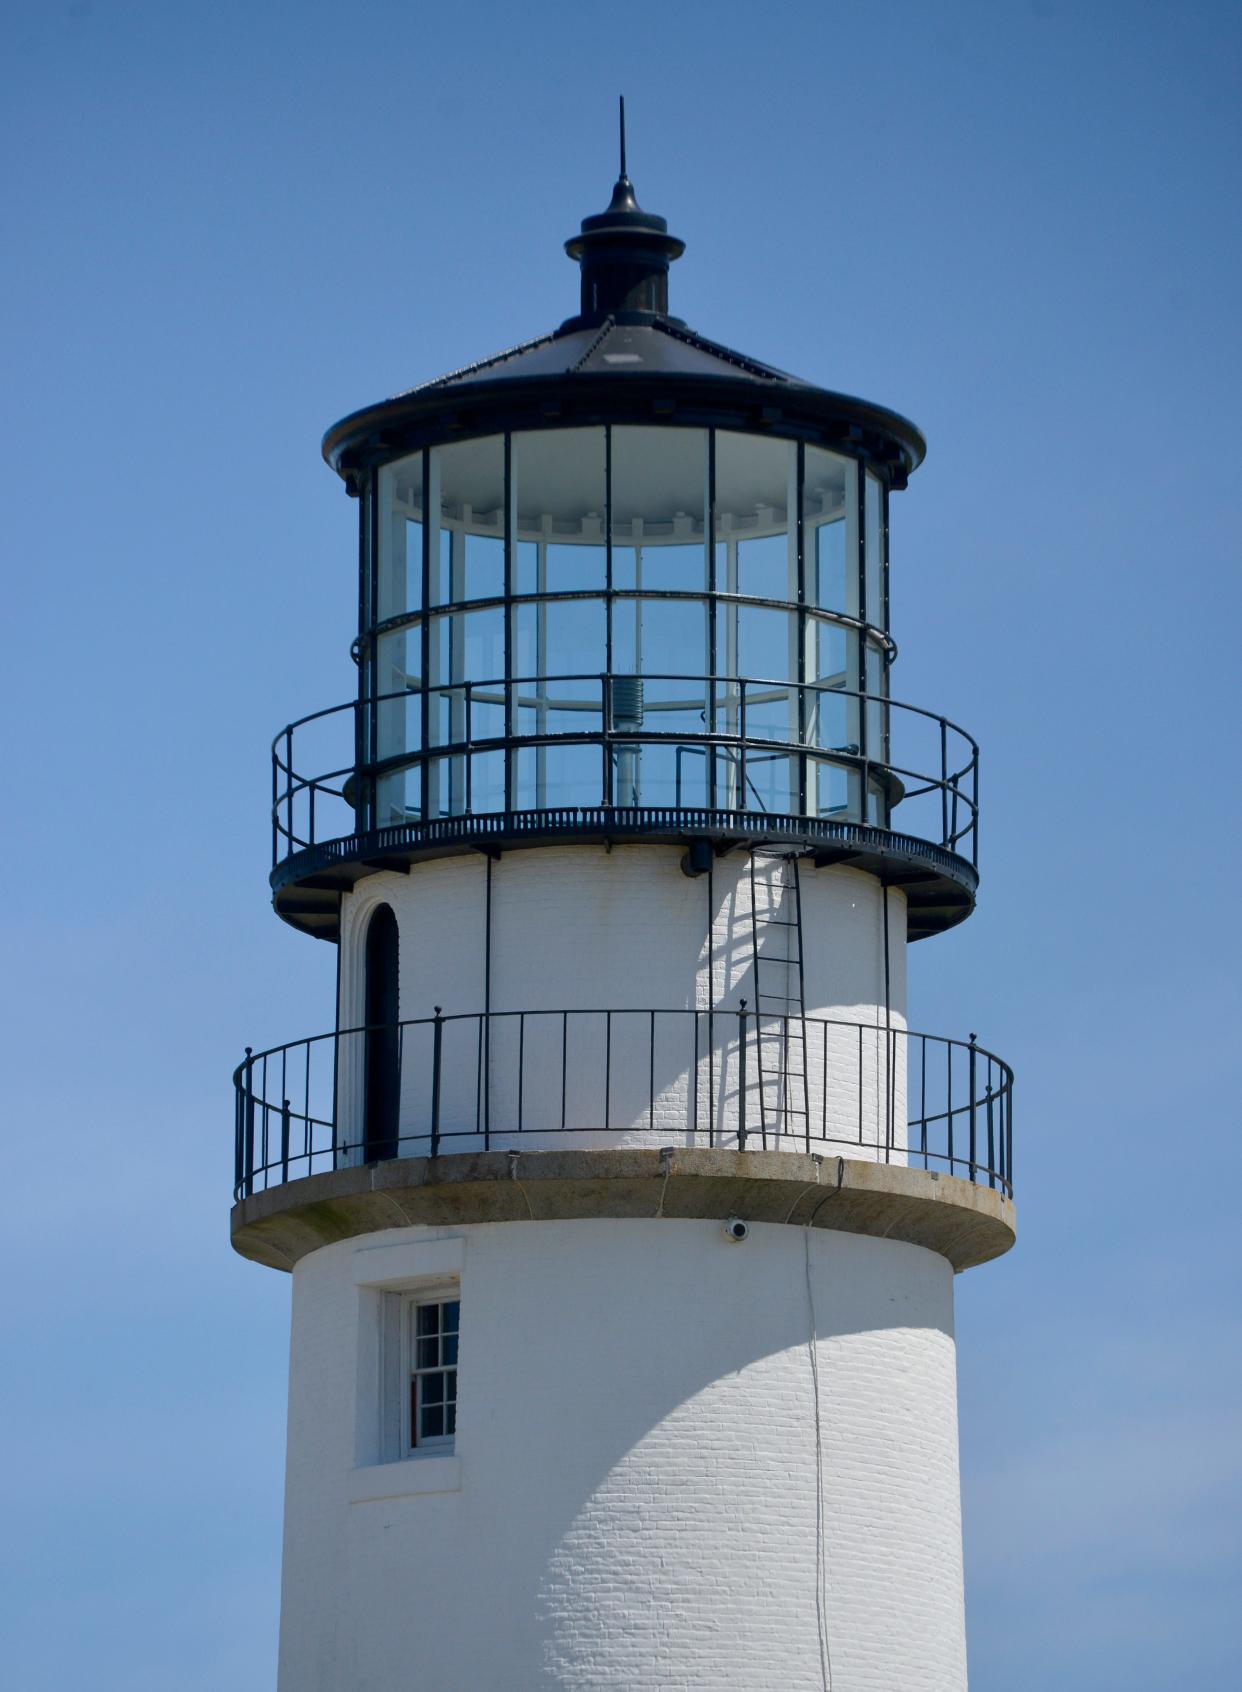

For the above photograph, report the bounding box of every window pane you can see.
[465,532,504,601]
[546,540,605,592]
[443,1301,460,1332]
[514,742,601,809]
[421,1404,444,1438]
[417,1335,440,1369]
[515,538,539,596]
[612,598,707,677]
[714,431,795,603]
[865,470,885,630]
[514,428,607,594]
[717,605,793,682]
[422,1372,445,1404]
[376,626,420,693]
[513,597,605,680]
[427,613,505,792]
[433,435,506,607]
[373,646,422,767]
[814,621,848,685]
[811,686,859,755]
[735,530,788,600]
[417,1304,439,1336]
[812,758,855,820]
[743,751,797,814]
[377,451,425,622]
[468,749,505,813]
[745,681,798,745]
[611,427,708,591]
[804,447,857,617]
[376,764,421,827]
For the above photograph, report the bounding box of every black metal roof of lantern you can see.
[322,143,924,491]
[272,123,980,944]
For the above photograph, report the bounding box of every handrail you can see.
[233,1009,1013,1202]
[269,672,980,869]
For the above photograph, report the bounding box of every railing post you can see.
[737,998,749,1151]
[738,682,747,812]
[602,675,614,808]
[330,1027,341,1171]
[968,1033,977,1182]
[946,1042,955,1175]
[242,1047,254,1199]
[482,1011,491,1152]
[285,727,294,848]
[604,1011,612,1131]
[281,1097,291,1186]
[430,1006,443,1158]
[940,718,948,846]
[985,1080,995,1190]
[649,1010,656,1134]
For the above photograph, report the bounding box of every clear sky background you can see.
[2,1,1239,1686]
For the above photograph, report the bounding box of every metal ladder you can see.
[746,847,811,1148]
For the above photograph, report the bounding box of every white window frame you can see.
[350,1238,464,1495]
[403,1288,459,1454]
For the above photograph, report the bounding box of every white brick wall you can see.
[277,1218,966,1692]
[335,847,907,1160]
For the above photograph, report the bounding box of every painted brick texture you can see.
[334,847,907,1161]
[278,1218,966,1692]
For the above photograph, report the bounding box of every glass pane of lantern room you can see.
[432,436,506,607]
[610,427,708,594]
[510,428,607,793]
[513,428,607,595]
[803,447,857,620]
[713,432,796,605]
[713,433,798,776]
[375,626,422,771]
[377,451,425,623]
[865,469,885,631]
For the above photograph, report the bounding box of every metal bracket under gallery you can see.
[270,808,978,942]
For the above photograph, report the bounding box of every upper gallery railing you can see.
[270,673,979,870]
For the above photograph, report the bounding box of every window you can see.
[406,1293,459,1451]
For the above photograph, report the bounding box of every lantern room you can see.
[271,165,977,947]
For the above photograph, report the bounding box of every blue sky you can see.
[2,1,1239,1686]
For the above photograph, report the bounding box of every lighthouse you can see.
[232,129,1015,1691]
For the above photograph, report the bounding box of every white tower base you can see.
[272,1211,977,1692]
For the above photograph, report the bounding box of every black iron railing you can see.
[233,1008,1012,1202]
[270,673,979,871]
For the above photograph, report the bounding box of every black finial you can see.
[563,101,685,326]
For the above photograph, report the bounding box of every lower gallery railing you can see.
[234,1010,1013,1202]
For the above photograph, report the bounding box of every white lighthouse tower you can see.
[233,134,1015,1692]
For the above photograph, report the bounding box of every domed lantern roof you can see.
[322,112,924,491]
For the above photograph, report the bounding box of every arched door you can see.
[363,903,400,1162]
